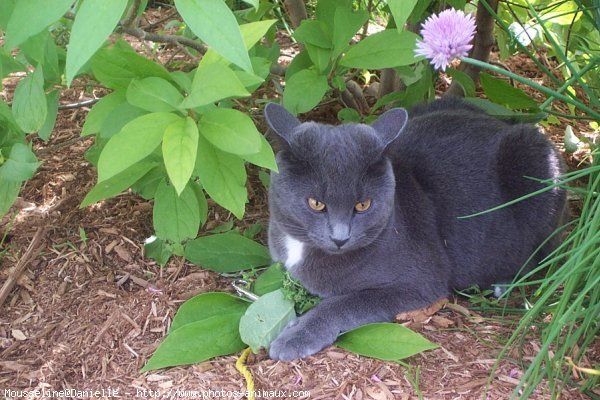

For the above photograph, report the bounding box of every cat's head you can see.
[264,104,407,254]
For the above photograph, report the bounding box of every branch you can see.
[118,25,208,54]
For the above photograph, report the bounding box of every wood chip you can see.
[11,329,27,341]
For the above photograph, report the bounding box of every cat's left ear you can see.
[264,103,301,145]
[371,108,408,146]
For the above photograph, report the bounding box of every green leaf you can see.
[241,134,278,171]
[338,108,361,123]
[4,0,74,49]
[463,98,547,123]
[336,323,438,361]
[97,112,180,181]
[130,165,166,200]
[141,314,245,372]
[0,178,21,218]
[340,30,420,69]
[239,289,297,353]
[240,20,277,49]
[293,20,332,48]
[66,0,129,86]
[11,66,47,133]
[446,68,475,97]
[171,292,249,332]
[162,117,198,195]
[144,236,173,266]
[80,161,157,207]
[332,8,369,58]
[0,143,39,182]
[479,73,538,110]
[387,0,419,31]
[81,91,127,137]
[175,0,252,72]
[305,43,332,74]
[38,90,59,141]
[316,0,353,30]
[189,182,208,227]
[153,180,200,243]
[181,61,249,109]
[253,263,286,296]
[285,50,313,81]
[283,69,329,115]
[198,108,261,155]
[185,232,270,272]
[127,77,184,113]
[91,40,173,90]
[195,134,247,219]
[99,103,148,139]
[0,0,16,30]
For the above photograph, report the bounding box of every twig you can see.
[0,227,45,307]
[118,25,208,54]
[58,98,99,110]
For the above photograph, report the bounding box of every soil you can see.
[1,13,599,400]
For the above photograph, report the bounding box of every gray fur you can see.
[264,98,567,361]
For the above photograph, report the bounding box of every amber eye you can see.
[355,199,372,212]
[307,197,326,212]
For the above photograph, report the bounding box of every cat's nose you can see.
[330,236,349,248]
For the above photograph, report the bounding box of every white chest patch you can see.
[284,235,304,269]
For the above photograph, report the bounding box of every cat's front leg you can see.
[269,287,438,361]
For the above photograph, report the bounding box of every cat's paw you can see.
[269,319,337,361]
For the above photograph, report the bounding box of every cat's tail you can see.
[496,124,568,263]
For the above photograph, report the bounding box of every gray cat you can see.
[264,98,567,361]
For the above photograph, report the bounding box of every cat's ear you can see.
[264,103,301,144]
[371,108,408,146]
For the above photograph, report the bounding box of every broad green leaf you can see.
[127,77,184,113]
[195,134,247,219]
[98,112,180,181]
[541,2,582,25]
[336,323,438,361]
[80,161,156,207]
[293,20,332,48]
[242,134,277,171]
[283,69,329,115]
[316,0,353,30]
[305,44,332,74]
[181,62,249,109]
[91,40,173,90]
[0,0,16,30]
[99,103,148,139]
[81,91,127,137]
[240,20,277,49]
[253,263,286,296]
[66,0,129,86]
[5,0,74,49]
[463,98,547,123]
[130,165,166,200]
[480,73,538,110]
[184,232,270,272]
[141,314,245,372]
[162,117,199,195]
[170,71,192,94]
[144,236,173,266]
[175,0,252,72]
[340,30,420,69]
[0,143,39,182]
[332,8,369,58]
[153,180,200,243]
[20,30,49,66]
[285,50,313,80]
[0,178,21,217]
[446,68,475,97]
[239,289,297,352]
[387,0,419,31]
[198,108,261,155]
[38,90,59,141]
[11,66,47,133]
[241,0,259,9]
[171,292,249,332]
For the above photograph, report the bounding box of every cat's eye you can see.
[355,199,372,212]
[307,197,326,212]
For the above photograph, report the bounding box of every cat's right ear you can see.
[264,103,301,145]
[371,108,408,146]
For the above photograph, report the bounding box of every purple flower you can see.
[415,9,476,71]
